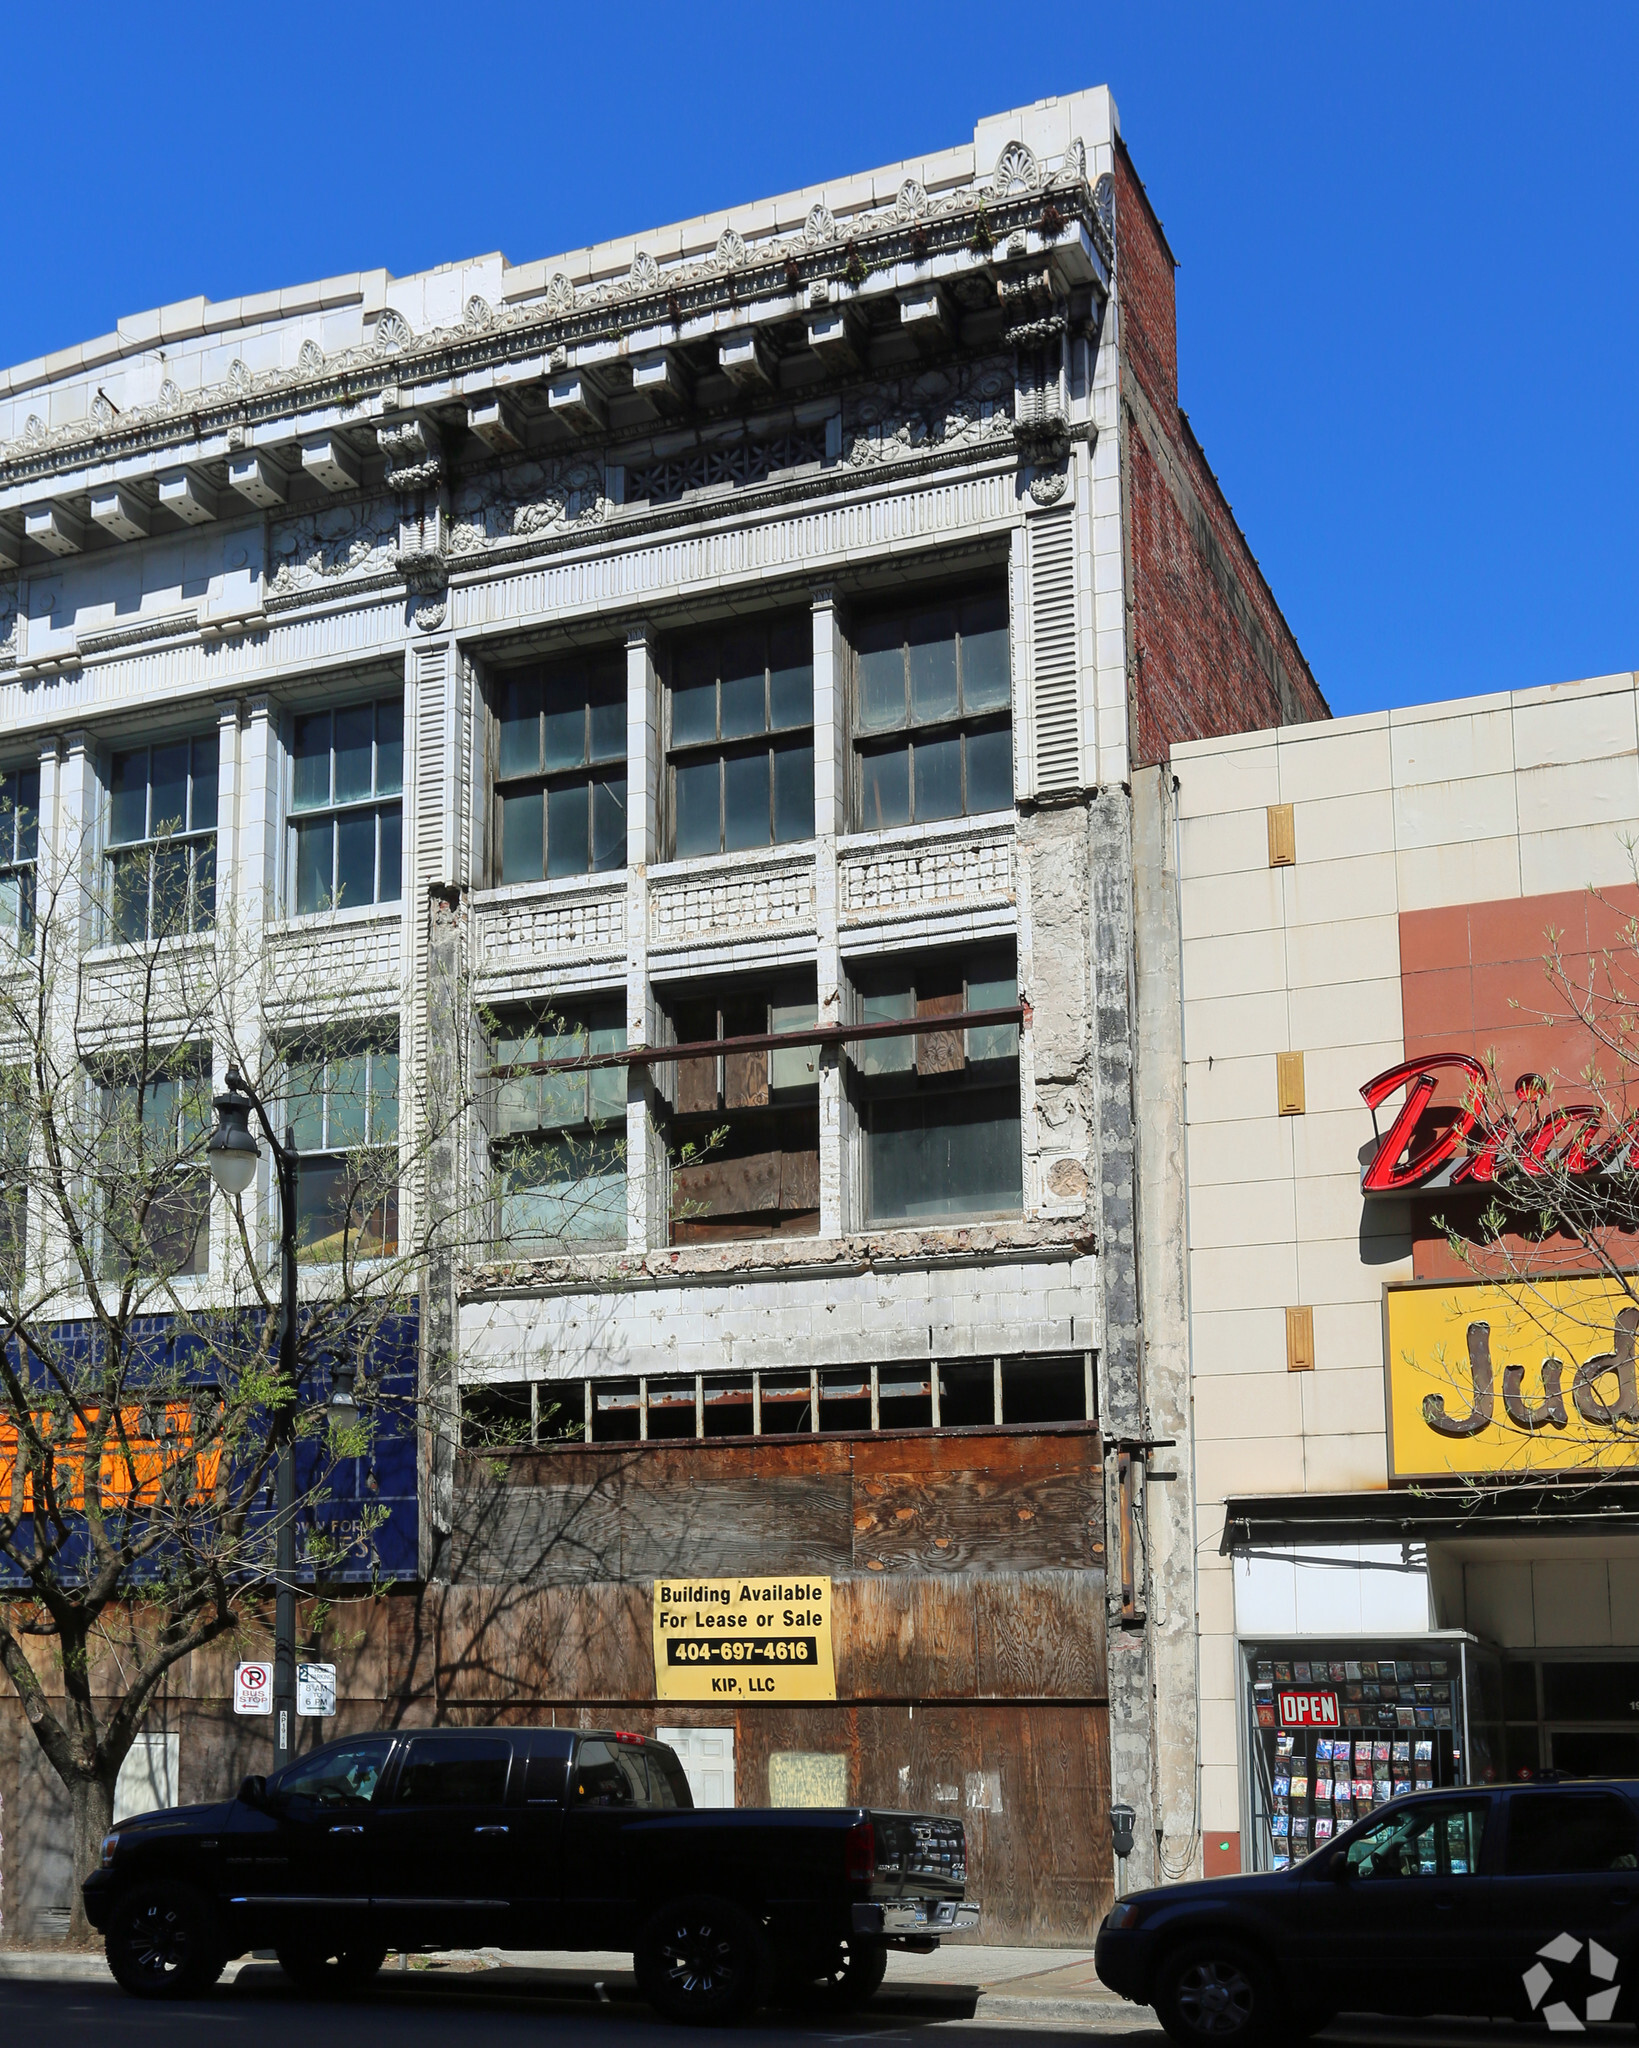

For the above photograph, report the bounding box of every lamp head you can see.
[207,1079,260,1197]
[326,1357,358,1422]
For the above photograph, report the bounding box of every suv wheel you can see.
[277,1944,390,1993]
[1154,1940,1281,2048]
[105,1881,225,2000]
[777,1936,889,2010]
[636,1894,767,2025]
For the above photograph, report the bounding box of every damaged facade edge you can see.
[0,86,1325,1944]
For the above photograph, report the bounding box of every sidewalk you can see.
[0,1940,1158,2031]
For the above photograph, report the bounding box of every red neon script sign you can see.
[1360,1055,1638,1195]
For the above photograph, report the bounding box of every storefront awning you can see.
[1220,1483,1639,1552]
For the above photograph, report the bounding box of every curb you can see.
[0,1955,113,1981]
[0,1954,258,1985]
[976,1992,1158,2030]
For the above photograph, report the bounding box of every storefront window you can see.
[1241,1638,1500,1872]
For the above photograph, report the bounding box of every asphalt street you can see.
[0,1967,1610,2048]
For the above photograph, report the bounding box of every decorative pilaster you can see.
[811,586,846,1238]
[624,624,663,1252]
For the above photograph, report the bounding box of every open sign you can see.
[1279,1689,1339,1729]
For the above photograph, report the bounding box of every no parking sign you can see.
[234,1663,272,1715]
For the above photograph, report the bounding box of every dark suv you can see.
[1097,1780,1639,2047]
[84,1725,975,2021]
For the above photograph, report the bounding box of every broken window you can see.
[851,949,1021,1226]
[645,1377,699,1440]
[494,650,627,884]
[703,1374,754,1437]
[818,1368,872,1433]
[458,1355,1092,1450]
[590,1379,642,1443]
[662,981,820,1243]
[757,1371,815,1434]
[851,587,1011,831]
[460,1381,533,1449]
[665,615,814,857]
[491,1000,626,1250]
[877,1368,934,1431]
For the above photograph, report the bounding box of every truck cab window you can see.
[395,1736,511,1806]
[573,1739,647,1807]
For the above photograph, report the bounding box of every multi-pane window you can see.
[663,981,819,1242]
[99,1053,211,1278]
[851,950,1021,1225]
[0,1066,28,1281]
[0,769,39,947]
[666,616,814,857]
[290,699,403,915]
[286,1039,399,1260]
[107,741,217,942]
[459,1353,1092,1447]
[853,589,1012,830]
[495,653,627,884]
[491,1002,627,1249]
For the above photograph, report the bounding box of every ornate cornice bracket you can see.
[376,414,445,492]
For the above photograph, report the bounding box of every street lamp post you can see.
[208,1067,355,1771]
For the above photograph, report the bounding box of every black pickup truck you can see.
[84,1725,976,2021]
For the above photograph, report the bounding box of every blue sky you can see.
[4,3,1634,719]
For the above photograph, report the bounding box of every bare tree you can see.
[0,822,472,1938]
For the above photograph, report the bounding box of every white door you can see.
[115,1733,179,1822]
[657,1726,735,1808]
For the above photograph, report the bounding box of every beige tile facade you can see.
[1171,667,1639,1846]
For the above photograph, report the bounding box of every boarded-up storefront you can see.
[438,1426,1111,1944]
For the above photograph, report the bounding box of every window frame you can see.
[660,977,821,1245]
[0,765,40,951]
[282,1034,401,1263]
[103,736,218,945]
[488,997,628,1253]
[95,1048,213,1280]
[662,614,816,860]
[458,1352,1095,1449]
[849,948,1023,1229]
[286,695,404,918]
[848,585,1014,833]
[490,649,628,887]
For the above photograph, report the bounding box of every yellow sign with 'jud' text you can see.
[1385,1278,1639,1480]
[651,1576,837,1702]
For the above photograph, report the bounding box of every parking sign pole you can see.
[209,1071,302,1773]
[272,1128,299,1768]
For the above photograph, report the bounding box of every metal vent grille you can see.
[1030,508,1079,793]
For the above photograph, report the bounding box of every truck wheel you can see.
[1154,1939,1283,2048]
[636,1894,767,2025]
[778,1936,889,2010]
[105,1881,225,1999]
[276,1943,390,1992]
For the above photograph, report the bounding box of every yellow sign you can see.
[1385,1279,1639,1479]
[651,1576,837,1702]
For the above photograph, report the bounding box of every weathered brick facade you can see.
[1114,140,1329,766]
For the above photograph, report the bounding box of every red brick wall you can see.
[1113,141,1329,767]
[1399,887,1639,1279]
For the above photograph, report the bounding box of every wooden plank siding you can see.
[451,1427,1105,1583]
[0,1431,1111,1948]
